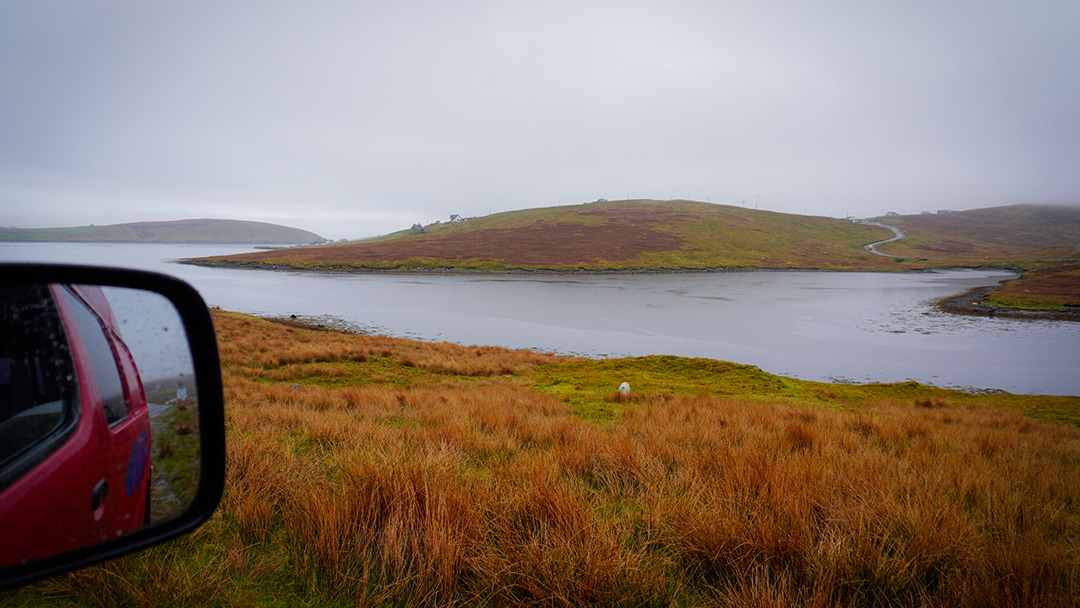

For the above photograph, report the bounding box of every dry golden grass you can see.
[216,310,567,379]
[9,311,1079,607]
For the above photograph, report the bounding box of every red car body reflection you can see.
[0,284,151,567]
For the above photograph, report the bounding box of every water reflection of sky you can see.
[4,244,1078,395]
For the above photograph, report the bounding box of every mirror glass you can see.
[0,283,200,568]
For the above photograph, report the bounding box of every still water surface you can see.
[3,242,1078,395]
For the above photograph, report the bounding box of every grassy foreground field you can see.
[6,312,1080,606]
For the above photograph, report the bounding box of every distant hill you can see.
[871,205,1080,260]
[195,200,1080,275]
[197,199,899,271]
[0,219,326,244]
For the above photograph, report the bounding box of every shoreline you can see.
[181,258,984,276]
[239,309,1071,396]
[937,285,1080,321]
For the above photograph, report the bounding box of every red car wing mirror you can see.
[0,264,225,589]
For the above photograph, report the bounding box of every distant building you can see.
[937,209,952,214]
[450,214,464,222]
[885,211,900,216]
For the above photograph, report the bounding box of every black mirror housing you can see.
[0,264,225,589]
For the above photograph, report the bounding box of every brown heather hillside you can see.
[872,205,1080,261]
[197,200,898,271]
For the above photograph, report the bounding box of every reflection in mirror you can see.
[99,286,200,524]
[0,283,199,568]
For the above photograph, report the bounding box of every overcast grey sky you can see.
[2,1,1078,240]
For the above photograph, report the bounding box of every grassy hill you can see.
[0,219,325,244]
[871,205,1080,261]
[198,200,899,271]
[191,200,1080,311]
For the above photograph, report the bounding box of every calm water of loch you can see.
[3,242,1078,395]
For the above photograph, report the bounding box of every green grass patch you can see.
[531,356,813,420]
[531,357,1080,425]
[150,401,200,522]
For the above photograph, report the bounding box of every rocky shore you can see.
[938,285,1080,321]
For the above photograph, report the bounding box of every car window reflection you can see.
[0,284,77,479]
[55,287,130,426]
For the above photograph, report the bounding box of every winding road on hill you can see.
[863,222,907,257]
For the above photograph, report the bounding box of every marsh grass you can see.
[8,311,1080,607]
[987,262,1080,310]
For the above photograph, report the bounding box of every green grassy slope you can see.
[0,219,325,244]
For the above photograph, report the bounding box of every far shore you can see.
[937,285,1080,321]
[181,257,1013,276]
